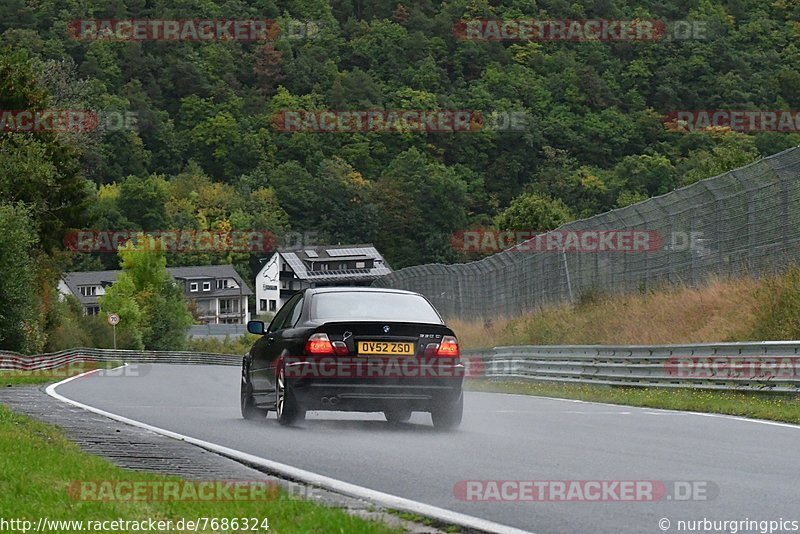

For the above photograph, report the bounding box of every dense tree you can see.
[118,174,169,230]
[0,203,44,353]
[495,193,574,234]
[678,131,760,186]
[373,148,469,267]
[0,50,92,252]
[99,237,193,350]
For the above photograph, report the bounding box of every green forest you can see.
[1,0,800,351]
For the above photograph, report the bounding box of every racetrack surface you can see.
[53,364,800,534]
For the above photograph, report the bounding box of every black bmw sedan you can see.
[240,287,464,429]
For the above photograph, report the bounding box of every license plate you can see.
[358,341,415,356]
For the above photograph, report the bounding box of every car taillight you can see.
[427,336,459,357]
[437,336,459,357]
[305,333,334,355]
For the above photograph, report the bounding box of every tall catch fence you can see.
[374,146,800,320]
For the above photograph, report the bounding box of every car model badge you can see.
[383,325,390,333]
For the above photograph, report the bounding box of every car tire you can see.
[276,367,304,425]
[384,408,412,424]
[241,373,267,420]
[431,394,463,430]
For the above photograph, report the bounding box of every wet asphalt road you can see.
[54,364,800,534]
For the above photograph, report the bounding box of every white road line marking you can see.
[47,365,533,534]
[563,410,632,415]
[471,392,800,430]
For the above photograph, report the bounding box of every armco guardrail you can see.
[188,323,248,339]
[0,347,240,372]
[464,341,800,393]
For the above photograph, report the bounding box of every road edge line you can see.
[468,390,800,429]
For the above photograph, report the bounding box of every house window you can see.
[356,261,365,269]
[269,300,277,312]
[79,286,97,296]
[260,299,267,311]
[202,281,211,291]
[219,298,240,314]
[86,306,100,315]
[216,279,230,290]
[196,299,214,315]
[190,282,198,292]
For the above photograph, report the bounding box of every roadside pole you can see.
[107,313,120,349]
[561,247,574,303]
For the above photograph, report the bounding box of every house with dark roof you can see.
[59,265,253,324]
[254,244,391,314]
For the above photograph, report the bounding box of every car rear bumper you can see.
[285,359,464,412]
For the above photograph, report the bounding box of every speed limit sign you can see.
[107,313,120,326]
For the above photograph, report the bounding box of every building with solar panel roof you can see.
[254,244,392,315]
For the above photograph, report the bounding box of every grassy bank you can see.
[0,405,398,533]
[187,333,259,355]
[453,269,800,421]
[452,268,800,349]
[466,380,800,424]
[1,361,122,387]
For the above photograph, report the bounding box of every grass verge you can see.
[1,361,124,387]
[450,276,762,349]
[466,379,800,424]
[0,404,399,533]
[452,267,800,349]
[187,334,260,355]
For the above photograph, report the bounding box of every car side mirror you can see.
[247,320,266,335]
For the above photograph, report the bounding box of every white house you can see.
[254,244,392,316]
[60,265,252,324]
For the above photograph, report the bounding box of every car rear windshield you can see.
[311,291,443,324]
